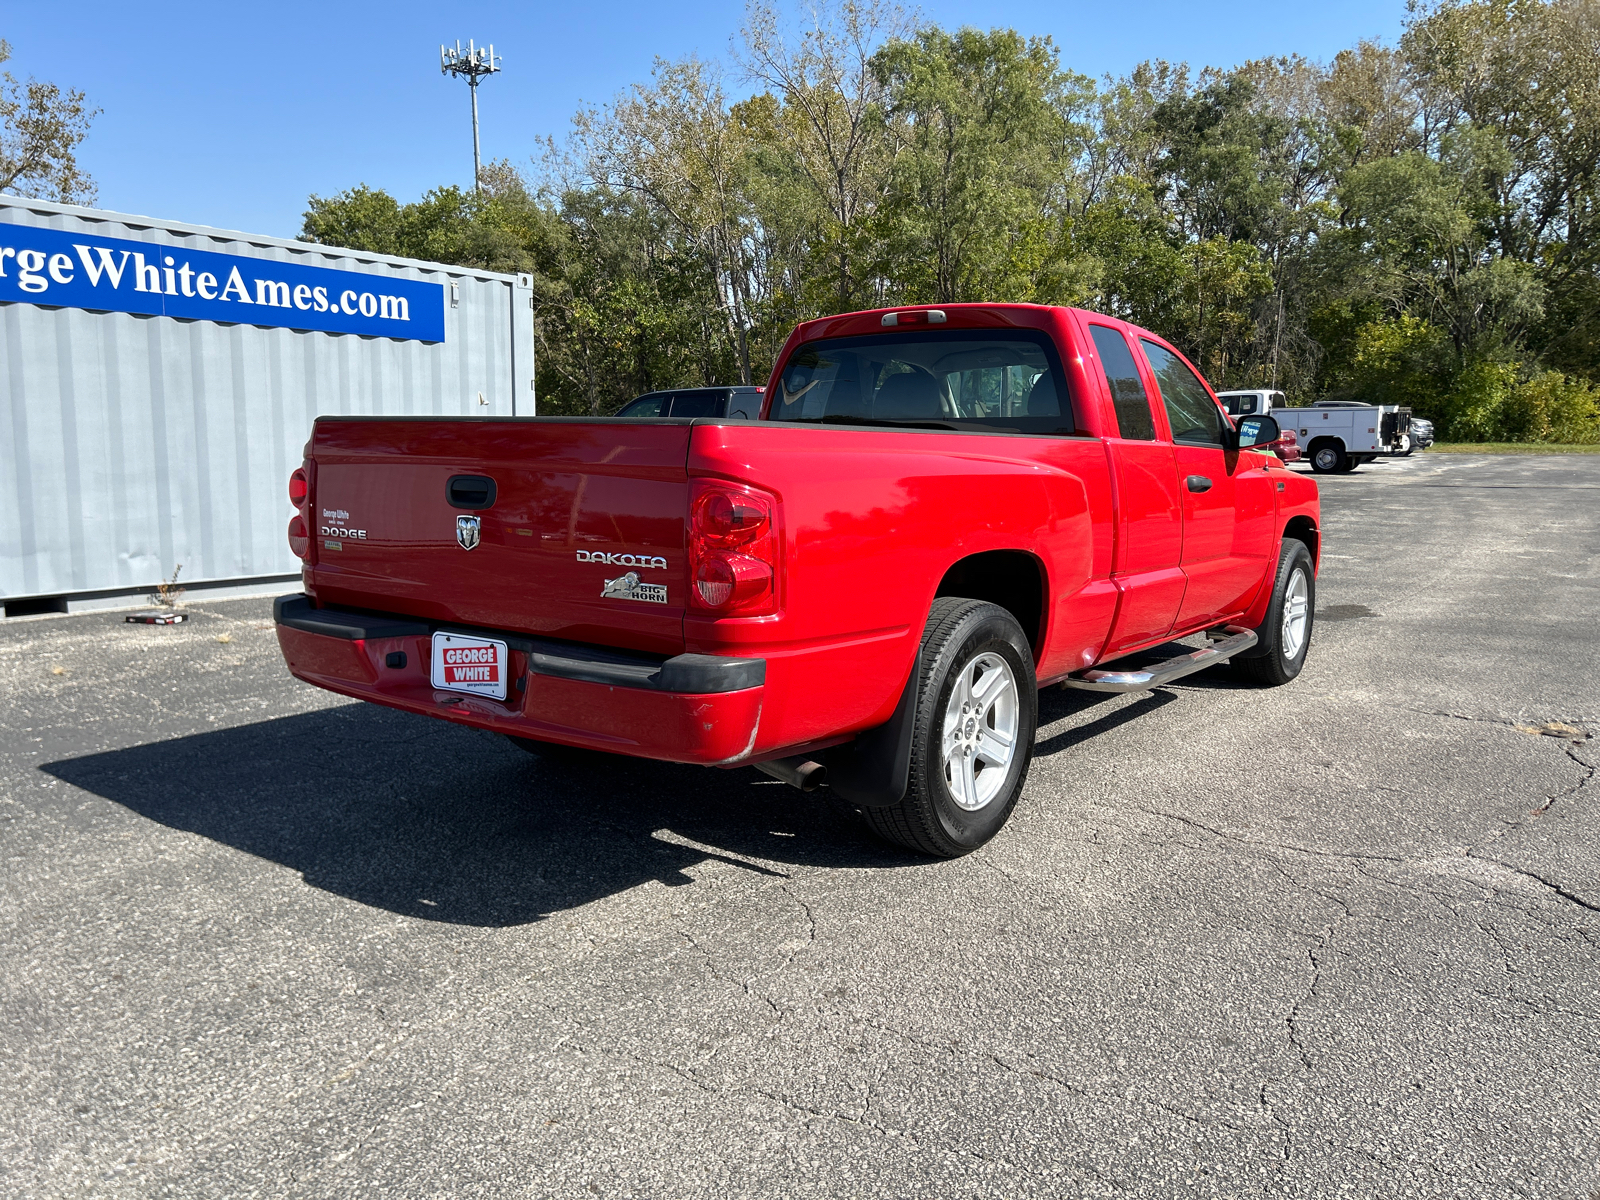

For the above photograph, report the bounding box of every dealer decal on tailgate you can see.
[431,632,509,701]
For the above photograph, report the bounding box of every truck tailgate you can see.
[307,419,691,656]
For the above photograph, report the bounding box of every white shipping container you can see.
[0,196,534,609]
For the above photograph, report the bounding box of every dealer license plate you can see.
[430,632,508,701]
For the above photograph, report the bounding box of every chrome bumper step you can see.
[1063,625,1259,693]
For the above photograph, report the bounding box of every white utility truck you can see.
[1216,391,1413,473]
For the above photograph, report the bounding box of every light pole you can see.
[440,39,502,193]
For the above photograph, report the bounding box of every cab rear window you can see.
[770,330,1082,434]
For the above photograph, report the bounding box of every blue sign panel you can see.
[0,224,445,342]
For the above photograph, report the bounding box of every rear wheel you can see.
[863,599,1038,858]
[1310,442,1346,474]
[1234,539,1315,687]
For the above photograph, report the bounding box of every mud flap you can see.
[823,647,923,809]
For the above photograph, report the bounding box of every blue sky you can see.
[4,1,1404,239]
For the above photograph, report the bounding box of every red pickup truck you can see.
[275,304,1319,857]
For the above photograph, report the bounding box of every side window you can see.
[617,394,666,417]
[667,391,723,418]
[1140,340,1228,446]
[1088,325,1157,440]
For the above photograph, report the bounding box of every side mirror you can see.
[1235,414,1281,450]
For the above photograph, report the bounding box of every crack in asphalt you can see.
[1145,1095,1253,1135]
[723,1070,1087,1190]
[1468,986,1600,1028]
[1124,711,1600,921]
[1127,806,1405,866]
[1103,736,1600,1190]
[986,1050,1089,1097]
[1466,857,1600,915]
[1545,742,1599,817]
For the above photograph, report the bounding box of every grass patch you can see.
[1427,442,1600,454]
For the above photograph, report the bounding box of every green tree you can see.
[301,178,531,273]
[296,0,1600,437]
[871,27,1089,305]
[738,0,910,310]
[578,57,762,383]
[0,39,98,203]
[1403,0,1600,379]
[527,185,738,416]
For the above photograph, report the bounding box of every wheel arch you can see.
[934,550,1047,659]
[1284,515,1319,570]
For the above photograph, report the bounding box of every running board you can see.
[1063,626,1259,693]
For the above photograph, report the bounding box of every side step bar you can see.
[1063,625,1259,693]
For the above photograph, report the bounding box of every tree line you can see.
[298,0,1600,441]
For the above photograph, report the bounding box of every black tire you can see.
[1309,441,1346,474]
[863,598,1038,858]
[1234,539,1315,687]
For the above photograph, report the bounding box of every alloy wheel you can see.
[1282,568,1310,660]
[941,651,1019,811]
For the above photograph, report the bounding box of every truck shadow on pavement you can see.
[40,704,908,928]
[1032,644,1249,755]
[40,644,1238,928]
[1034,687,1178,757]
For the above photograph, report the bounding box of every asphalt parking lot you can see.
[3,453,1597,1199]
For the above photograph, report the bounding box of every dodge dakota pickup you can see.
[275,303,1320,856]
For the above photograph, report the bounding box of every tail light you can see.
[688,480,779,616]
[287,465,312,560]
[287,514,310,559]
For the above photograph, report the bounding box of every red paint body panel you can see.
[684,422,1115,753]
[282,302,1320,765]
[309,420,691,656]
[276,625,763,764]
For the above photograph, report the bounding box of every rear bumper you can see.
[273,595,765,765]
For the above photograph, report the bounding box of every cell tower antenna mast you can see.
[439,39,502,193]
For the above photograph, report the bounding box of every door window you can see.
[1141,341,1228,446]
[667,390,725,418]
[617,393,666,417]
[1089,325,1157,440]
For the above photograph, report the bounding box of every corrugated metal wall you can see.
[0,197,534,601]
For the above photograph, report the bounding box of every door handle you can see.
[1185,475,1213,493]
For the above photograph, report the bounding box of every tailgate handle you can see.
[447,475,497,509]
[1185,475,1213,493]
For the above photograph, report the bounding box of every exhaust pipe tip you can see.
[754,756,829,792]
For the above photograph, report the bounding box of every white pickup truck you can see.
[1216,391,1413,474]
